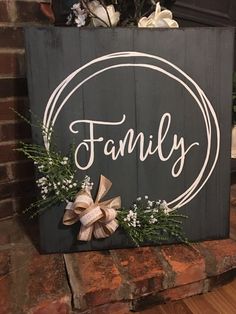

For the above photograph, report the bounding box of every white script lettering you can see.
[69,113,199,177]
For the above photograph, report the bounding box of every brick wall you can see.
[0,0,51,220]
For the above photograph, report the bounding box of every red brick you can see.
[0,141,27,163]
[0,248,21,314]
[0,164,8,182]
[112,247,165,297]
[0,121,31,142]
[0,78,28,98]
[13,194,36,215]
[0,276,11,314]
[0,2,11,23]
[0,198,14,219]
[201,239,236,276]
[0,178,36,200]
[64,251,122,310]
[8,160,35,181]
[0,218,36,247]
[159,280,205,302]
[31,298,71,314]
[0,97,29,121]
[230,207,236,239]
[0,234,71,313]
[0,251,10,276]
[23,253,71,313]
[0,51,25,77]
[15,1,51,23]
[0,28,24,49]
[161,244,206,286]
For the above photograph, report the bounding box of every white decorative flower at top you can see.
[138,2,179,28]
[70,3,87,27]
[88,0,120,27]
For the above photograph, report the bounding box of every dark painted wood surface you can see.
[24,27,234,253]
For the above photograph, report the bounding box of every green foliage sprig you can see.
[17,141,83,217]
[117,197,188,246]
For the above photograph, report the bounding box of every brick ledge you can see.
[64,239,236,313]
[1,218,236,313]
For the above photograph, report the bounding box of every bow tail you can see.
[78,225,94,241]
[93,219,119,239]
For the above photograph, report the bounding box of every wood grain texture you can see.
[132,278,236,314]
[24,27,234,253]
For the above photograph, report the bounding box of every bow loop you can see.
[63,175,121,241]
[94,175,112,203]
[73,189,93,213]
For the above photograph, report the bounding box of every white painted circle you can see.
[43,51,220,210]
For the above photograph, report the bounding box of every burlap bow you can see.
[63,175,121,241]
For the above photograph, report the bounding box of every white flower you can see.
[75,15,87,28]
[129,210,134,216]
[149,217,158,224]
[71,2,87,27]
[136,197,141,201]
[138,2,179,28]
[81,176,94,190]
[145,195,149,199]
[160,200,170,215]
[88,1,120,27]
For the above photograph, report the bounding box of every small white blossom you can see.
[160,200,170,215]
[136,197,141,201]
[145,195,149,199]
[69,2,87,27]
[148,200,153,206]
[81,176,94,190]
[125,209,138,228]
[149,217,158,224]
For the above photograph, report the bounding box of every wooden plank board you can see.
[24,27,234,253]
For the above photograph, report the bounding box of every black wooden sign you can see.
[25,27,234,253]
